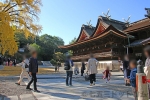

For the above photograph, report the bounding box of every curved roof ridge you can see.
[129,18,149,26]
[99,16,126,24]
[59,25,127,49]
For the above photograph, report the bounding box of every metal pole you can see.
[126,35,130,55]
[128,36,130,46]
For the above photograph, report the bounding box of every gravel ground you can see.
[0,77,32,97]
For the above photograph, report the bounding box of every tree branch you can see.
[5,2,25,12]
[2,2,10,11]
[9,10,23,13]
[5,4,17,12]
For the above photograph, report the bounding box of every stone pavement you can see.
[0,72,135,100]
[23,73,134,100]
[0,94,35,100]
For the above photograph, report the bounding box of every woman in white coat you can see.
[15,55,30,85]
[87,54,98,86]
[144,46,150,98]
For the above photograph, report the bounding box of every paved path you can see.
[0,72,134,100]
[23,73,134,100]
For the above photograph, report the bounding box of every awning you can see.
[141,37,150,44]
[127,38,150,47]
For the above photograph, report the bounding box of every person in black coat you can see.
[123,55,130,86]
[13,58,16,66]
[7,58,10,66]
[26,51,40,92]
[81,61,86,76]
[0,57,2,65]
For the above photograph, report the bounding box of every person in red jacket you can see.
[103,67,111,83]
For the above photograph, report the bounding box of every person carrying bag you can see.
[65,55,74,86]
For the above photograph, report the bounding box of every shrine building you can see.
[59,16,150,70]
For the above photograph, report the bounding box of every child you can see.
[126,59,137,100]
[103,67,111,83]
[74,64,79,78]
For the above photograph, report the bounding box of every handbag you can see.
[85,73,90,81]
[25,63,29,68]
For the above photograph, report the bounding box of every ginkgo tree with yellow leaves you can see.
[0,0,42,56]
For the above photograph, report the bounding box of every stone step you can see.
[4,96,18,100]
[20,94,35,100]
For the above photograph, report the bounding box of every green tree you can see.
[53,52,65,62]
[29,43,41,53]
[69,37,77,44]
[14,33,65,61]
[50,59,57,66]
[38,34,64,60]
[15,32,34,48]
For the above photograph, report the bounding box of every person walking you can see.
[0,56,2,65]
[87,54,98,86]
[15,55,30,85]
[13,58,17,66]
[7,58,10,66]
[26,51,40,92]
[55,65,57,72]
[118,57,123,72]
[81,61,86,76]
[65,55,74,86]
[123,55,130,86]
[144,46,150,98]
[103,67,111,83]
[57,61,61,72]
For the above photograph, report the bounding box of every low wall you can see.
[61,60,120,71]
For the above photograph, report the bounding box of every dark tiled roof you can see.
[99,16,126,31]
[76,25,95,42]
[124,18,150,33]
[82,25,95,36]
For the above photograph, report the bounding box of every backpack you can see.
[25,63,29,68]
[64,60,70,70]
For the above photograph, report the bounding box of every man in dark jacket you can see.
[26,51,40,92]
[81,61,86,76]
[7,58,10,66]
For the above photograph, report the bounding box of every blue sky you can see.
[39,0,150,45]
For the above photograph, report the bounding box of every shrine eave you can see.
[124,18,150,33]
[59,25,127,49]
